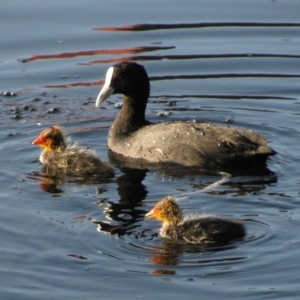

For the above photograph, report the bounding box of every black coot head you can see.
[96,62,150,107]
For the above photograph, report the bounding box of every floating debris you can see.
[167,101,176,106]
[114,102,123,109]
[67,254,88,260]
[22,105,37,112]
[10,106,21,113]
[157,111,171,116]
[1,91,17,97]
[48,107,60,114]
[13,114,22,120]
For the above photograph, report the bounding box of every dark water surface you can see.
[1,0,300,299]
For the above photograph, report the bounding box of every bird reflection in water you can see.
[27,168,114,194]
[147,238,246,276]
[93,168,148,234]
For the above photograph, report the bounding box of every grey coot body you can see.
[95,62,276,174]
[146,196,245,244]
[32,125,114,178]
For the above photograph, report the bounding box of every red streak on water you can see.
[44,80,104,89]
[17,46,171,63]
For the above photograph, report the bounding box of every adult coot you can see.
[96,62,276,174]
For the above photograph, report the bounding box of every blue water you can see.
[1,0,300,299]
